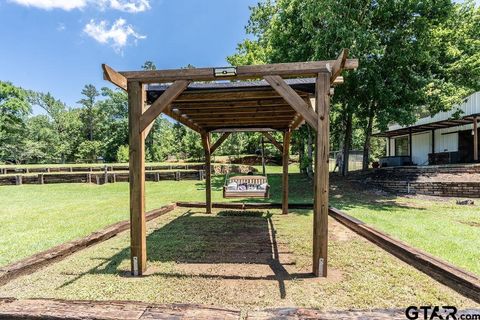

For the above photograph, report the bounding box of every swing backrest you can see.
[228,175,267,185]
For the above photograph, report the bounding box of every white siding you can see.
[387,92,480,132]
[412,132,431,165]
[434,124,473,153]
[389,137,395,156]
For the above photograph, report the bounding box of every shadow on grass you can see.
[59,209,313,299]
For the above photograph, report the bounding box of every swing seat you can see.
[223,175,270,198]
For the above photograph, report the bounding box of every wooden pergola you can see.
[102,49,358,277]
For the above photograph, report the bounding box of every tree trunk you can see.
[362,108,375,171]
[341,110,353,176]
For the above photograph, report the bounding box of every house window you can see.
[395,136,409,156]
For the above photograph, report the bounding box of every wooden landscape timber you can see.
[0,204,177,287]
[328,207,480,304]
[3,297,456,320]
[103,49,358,276]
[175,201,480,303]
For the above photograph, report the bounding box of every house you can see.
[374,92,479,166]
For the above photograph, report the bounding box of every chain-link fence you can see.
[329,150,363,172]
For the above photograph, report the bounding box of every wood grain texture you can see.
[312,72,330,277]
[102,64,127,91]
[201,133,212,214]
[128,81,147,275]
[264,75,318,131]
[118,56,358,83]
[140,80,190,133]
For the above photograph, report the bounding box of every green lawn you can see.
[0,208,475,309]
[0,165,479,278]
[328,178,480,275]
[0,165,301,267]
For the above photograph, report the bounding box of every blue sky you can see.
[0,0,259,109]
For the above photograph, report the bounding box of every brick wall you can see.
[351,164,480,198]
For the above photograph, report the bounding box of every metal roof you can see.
[374,92,480,137]
[146,78,316,94]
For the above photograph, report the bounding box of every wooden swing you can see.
[223,134,270,198]
[223,174,270,198]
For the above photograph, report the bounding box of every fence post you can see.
[104,165,108,184]
[15,175,22,186]
[86,173,91,184]
[175,171,180,181]
[38,173,44,185]
[155,172,160,182]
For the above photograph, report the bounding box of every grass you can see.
[329,181,480,275]
[0,164,479,278]
[0,165,300,267]
[0,208,476,310]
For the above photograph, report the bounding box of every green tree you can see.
[0,81,31,163]
[96,87,128,162]
[229,0,478,172]
[78,84,100,141]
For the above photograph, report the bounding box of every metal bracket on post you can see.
[319,258,325,277]
[133,256,139,276]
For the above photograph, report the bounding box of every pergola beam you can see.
[118,57,358,83]
[262,132,283,152]
[170,90,309,103]
[264,75,318,131]
[185,111,296,119]
[102,64,127,91]
[210,132,231,154]
[163,107,204,134]
[174,101,293,110]
[140,80,190,133]
[330,49,349,83]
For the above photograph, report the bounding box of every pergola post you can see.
[474,116,478,162]
[282,130,291,214]
[313,72,330,277]
[128,81,146,276]
[409,128,413,164]
[202,132,212,214]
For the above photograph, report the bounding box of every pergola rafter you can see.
[102,49,358,278]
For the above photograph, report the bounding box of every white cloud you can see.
[83,18,146,53]
[102,0,151,13]
[8,0,87,10]
[9,0,151,12]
